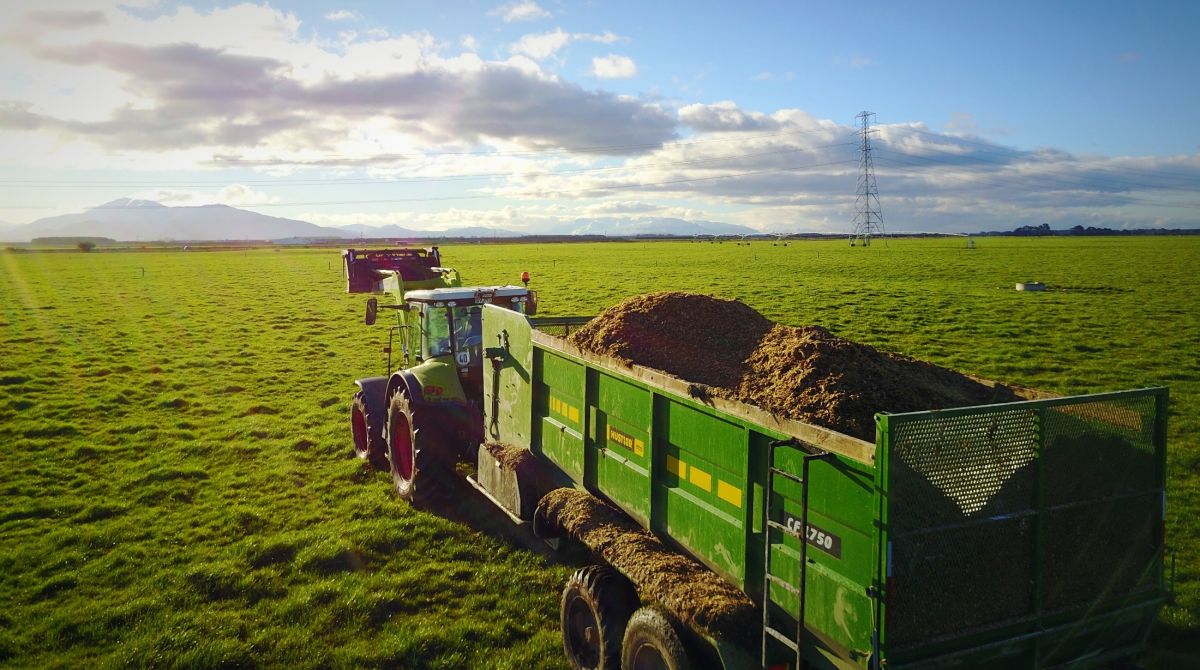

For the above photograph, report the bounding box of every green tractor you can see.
[344,248,536,503]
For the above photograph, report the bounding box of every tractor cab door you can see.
[417,302,453,362]
[451,304,484,399]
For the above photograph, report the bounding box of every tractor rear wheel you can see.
[350,391,387,469]
[386,390,440,505]
[621,607,692,670]
[560,565,637,670]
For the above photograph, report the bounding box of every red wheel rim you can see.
[390,412,413,480]
[351,407,368,456]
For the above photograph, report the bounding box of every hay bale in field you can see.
[536,488,757,648]
[567,292,1016,441]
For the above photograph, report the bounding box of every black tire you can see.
[350,391,387,469]
[560,565,637,670]
[385,390,439,505]
[532,494,562,540]
[621,607,691,670]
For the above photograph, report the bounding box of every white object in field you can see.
[1015,281,1046,291]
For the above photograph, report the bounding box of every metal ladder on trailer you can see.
[761,440,831,670]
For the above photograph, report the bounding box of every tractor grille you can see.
[885,391,1163,650]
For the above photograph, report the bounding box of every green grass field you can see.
[1,237,1197,668]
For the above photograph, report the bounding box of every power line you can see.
[0,141,856,189]
[207,126,848,162]
[0,157,859,210]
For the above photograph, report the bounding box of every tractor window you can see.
[421,305,453,358]
[452,306,483,365]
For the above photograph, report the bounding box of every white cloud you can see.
[944,112,977,133]
[218,183,279,205]
[0,7,673,168]
[510,29,620,60]
[307,206,536,230]
[751,71,794,82]
[511,29,571,59]
[302,200,725,233]
[471,100,1200,232]
[834,54,876,69]
[123,184,279,207]
[149,190,200,204]
[489,1,551,23]
[679,101,787,131]
[324,9,359,22]
[461,34,479,52]
[591,54,637,79]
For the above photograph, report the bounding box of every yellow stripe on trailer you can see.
[666,455,687,479]
[717,480,743,508]
[550,396,580,425]
[689,465,712,492]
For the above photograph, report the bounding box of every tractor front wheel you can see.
[386,390,440,505]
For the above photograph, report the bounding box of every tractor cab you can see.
[402,285,534,397]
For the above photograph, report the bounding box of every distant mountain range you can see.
[2,199,338,242]
[0,199,759,242]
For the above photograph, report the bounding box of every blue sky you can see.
[0,0,1197,234]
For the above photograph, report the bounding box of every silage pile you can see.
[567,292,1015,440]
[536,488,757,647]
[482,441,534,470]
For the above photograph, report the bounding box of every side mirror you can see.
[525,290,538,316]
[365,297,378,325]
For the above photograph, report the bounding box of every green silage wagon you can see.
[476,305,1169,670]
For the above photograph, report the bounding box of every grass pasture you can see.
[1,236,1197,668]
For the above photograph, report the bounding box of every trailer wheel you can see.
[621,607,691,670]
[350,391,387,469]
[560,565,636,670]
[386,390,438,505]
[532,495,562,540]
